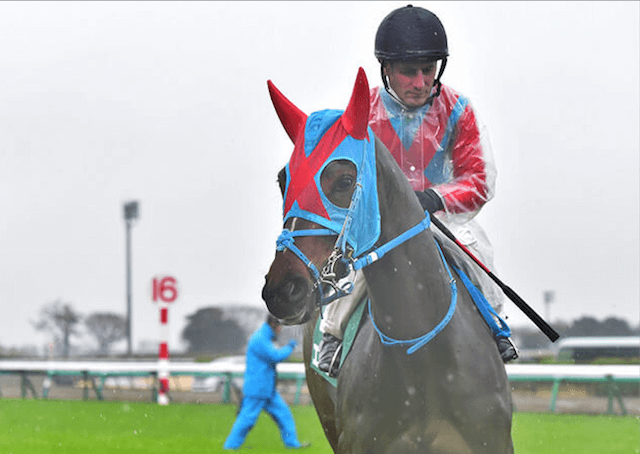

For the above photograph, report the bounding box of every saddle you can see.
[311,298,367,387]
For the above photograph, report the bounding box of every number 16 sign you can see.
[152,276,178,304]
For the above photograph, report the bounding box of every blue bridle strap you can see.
[276,228,336,283]
[276,210,436,308]
[353,215,431,271]
[368,239,458,354]
[277,211,458,354]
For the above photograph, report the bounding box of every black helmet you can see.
[375,5,448,63]
[375,5,449,104]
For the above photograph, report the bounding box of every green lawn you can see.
[0,399,637,453]
[512,413,639,454]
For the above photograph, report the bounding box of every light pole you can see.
[124,201,139,357]
[543,290,555,323]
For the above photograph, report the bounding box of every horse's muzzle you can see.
[261,274,315,324]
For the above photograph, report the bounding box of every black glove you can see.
[415,189,444,214]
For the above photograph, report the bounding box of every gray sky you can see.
[1,1,638,353]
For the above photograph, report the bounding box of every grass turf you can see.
[0,399,637,453]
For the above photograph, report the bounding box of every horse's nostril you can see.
[284,277,308,302]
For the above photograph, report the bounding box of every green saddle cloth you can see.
[310,299,367,387]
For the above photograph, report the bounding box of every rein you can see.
[367,239,457,354]
[276,210,458,353]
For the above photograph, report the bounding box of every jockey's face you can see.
[385,60,437,108]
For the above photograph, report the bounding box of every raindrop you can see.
[404,400,411,406]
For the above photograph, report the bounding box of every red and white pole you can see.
[152,276,178,406]
[157,302,170,405]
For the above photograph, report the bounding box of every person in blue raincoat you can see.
[223,314,309,450]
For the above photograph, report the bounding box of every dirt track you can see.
[1,373,637,416]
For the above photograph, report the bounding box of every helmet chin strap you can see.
[380,58,448,108]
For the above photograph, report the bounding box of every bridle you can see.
[276,178,433,309]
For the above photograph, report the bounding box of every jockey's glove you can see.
[415,189,444,214]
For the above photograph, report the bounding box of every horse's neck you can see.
[364,141,453,339]
[364,228,452,340]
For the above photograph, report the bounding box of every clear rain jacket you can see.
[369,84,505,315]
[369,84,496,221]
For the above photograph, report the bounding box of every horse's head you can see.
[262,68,381,324]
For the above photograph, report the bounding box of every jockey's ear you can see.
[341,67,370,140]
[277,166,287,197]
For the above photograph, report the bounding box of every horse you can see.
[261,68,514,454]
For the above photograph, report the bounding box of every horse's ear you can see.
[267,80,308,144]
[277,166,286,197]
[341,67,370,140]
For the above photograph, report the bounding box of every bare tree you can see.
[32,300,82,358]
[84,312,126,356]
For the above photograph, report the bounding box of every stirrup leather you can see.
[327,342,343,377]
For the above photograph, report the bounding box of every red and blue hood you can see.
[268,68,381,257]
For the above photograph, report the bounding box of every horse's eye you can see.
[335,175,355,192]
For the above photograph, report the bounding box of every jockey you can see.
[318,5,518,377]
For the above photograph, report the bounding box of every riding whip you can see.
[430,214,560,342]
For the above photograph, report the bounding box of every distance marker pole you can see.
[158,302,170,405]
[152,275,178,405]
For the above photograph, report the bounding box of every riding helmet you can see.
[375,5,448,62]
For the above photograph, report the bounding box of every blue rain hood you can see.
[282,109,381,257]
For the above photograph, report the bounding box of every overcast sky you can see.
[1,1,638,353]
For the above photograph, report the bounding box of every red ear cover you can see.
[267,80,308,144]
[341,67,370,140]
